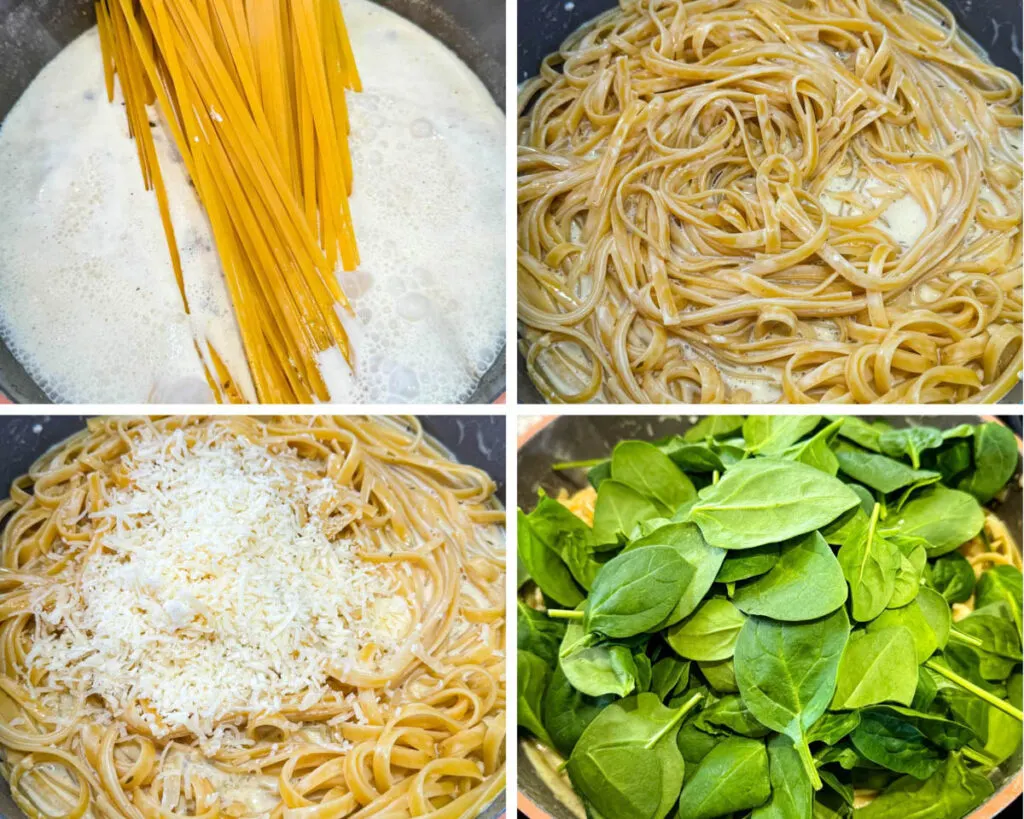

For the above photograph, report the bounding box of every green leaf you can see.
[518,508,584,607]
[782,419,844,476]
[696,693,771,737]
[567,693,697,819]
[699,658,739,693]
[834,444,941,495]
[837,505,900,622]
[867,588,950,665]
[849,708,946,780]
[807,711,861,745]
[541,665,616,758]
[517,601,566,667]
[650,656,690,701]
[958,422,1019,504]
[611,440,696,512]
[887,539,926,609]
[685,416,746,442]
[624,521,726,625]
[853,753,993,819]
[861,705,976,751]
[733,531,848,621]
[924,551,976,604]
[678,736,771,819]
[655,437,725,472]
[690,459,860,550]
[953,602,1022,680]
[877,427,944,470]
[666,597,746,662]
[832,627,918,709]
[518,650,553,745]
[879,486,985,557]
[734,607,850,789]
[743,415,822,456]
[975,564,1023,638]
[593,480,662,546]
[584,546,692,638]
[559,618,639,697]
[752,734,814,819]
[831,416,886,452]
[717,543,781,583]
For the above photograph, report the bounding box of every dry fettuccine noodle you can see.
[518,0,1022,404]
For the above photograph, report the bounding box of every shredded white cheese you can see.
[27,428,411,739]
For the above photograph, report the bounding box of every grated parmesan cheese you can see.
[27,428,412,739]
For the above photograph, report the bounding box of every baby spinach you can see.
[685,415,745,442]
[656,437,726,472]
[880,486,984,557]
[593,480,661,546]
[717,543,781,583]
[567,693,699,819]
[611,440,696,512]
[689,460,860,550]
[837,505,899,622]
[696,694,771,737]
[518,650,553,745]
[625,521,726,624]
[952,602,1022,680]
[958,422,1019,504]
[849,707,947,779]
[584,546,692,637]
[807,711,861,745]
[924,552,975,604]
[974,565,1023,638]
[667,597,747,662]
[867,588,950,665]
[733,532,848,621]
[877,427,944,470]
[854,753,993,819]
[734,608,850,788]
[832,627,918,709]
[834,444,941,494]
[888,538,926,609]
[782,418,844,476]
[699,658,739,694]
[752,734,814,819]
[831,416,887,452]
[517,507,584,607]
[518,601,566,666]
[743,415,822,456]
[678,736,771,819]
[650,656,691,702]
[560,618,639,697]
[542,665,616,757]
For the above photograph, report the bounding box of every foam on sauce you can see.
[0,0,504,404]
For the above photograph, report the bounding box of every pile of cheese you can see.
[28,427,412,739]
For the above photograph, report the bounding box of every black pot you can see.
[517,413,1023,819]
[516,0,1024,403]
[0,412,506,818]
[0,0,505,404]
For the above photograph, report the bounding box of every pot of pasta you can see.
[516,0,1023,404]
[0,0,505,405]
[0,415,506,818]
[517,413,1021,819]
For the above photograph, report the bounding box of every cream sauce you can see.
[0,0,504,404]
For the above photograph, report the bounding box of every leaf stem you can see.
[924,659,1024,721]
[546,609,584,621]
[960,746,997,768]
[644,691,703,749]
[552,458,608,471]
[948,629,984,649]
[796,731,823,791]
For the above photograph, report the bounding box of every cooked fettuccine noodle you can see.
[0,416,505,818]
[518,0,1022,403]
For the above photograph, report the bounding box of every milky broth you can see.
[0,0,504,403]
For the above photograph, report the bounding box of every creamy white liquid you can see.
[0,0,504,404]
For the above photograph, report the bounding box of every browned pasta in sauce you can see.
[518,0,1022,404]
[0,416,505,818]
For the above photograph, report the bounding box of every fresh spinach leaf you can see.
[733,531,848,621]
[743,415,822,456]
[697,693,771,737]
[612,440,696,512]
[735,607,850,789]
[834,444,941,494]
[953,602,1022,680]
[560,618,639,697]
[677,719,719,783]
[752,734,814,819]
[567,693,698,819]
[831,416,886,452]
[974,564,1023,638]
[877,427,944,469]
[783,418,844,476]
[717,543,781,583]
[655,436,725,472]
[678,735,771,819]
[593,480,661,546]
[880,486,984,557]
[934,440,971,483]
[518,507,584,607]
[584,546,692,638]
[685,416,746,442]
[667,597,746,661]
[832,627,918,709]
[924,551,976,604]
[518,650,553,745]
[518,601,566,667]
[854,753,993,819]
[958,422,1019,504]
[542,664,616,757]
[650,656,691,701]
[689,460,860,550]
[588,459,612,489]
[849,708,946,779]
[634,651,653,693]
[867,588,950,664]
[837,505,899,621]
[699,658,739,694]
[861,705,976,751]
[807,711,861,745]
[887,538,926,609]
[625,521,726,625]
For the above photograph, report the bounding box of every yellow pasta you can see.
[97,1,362,403]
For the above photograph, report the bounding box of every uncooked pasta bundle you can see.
[97,0,362,403]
